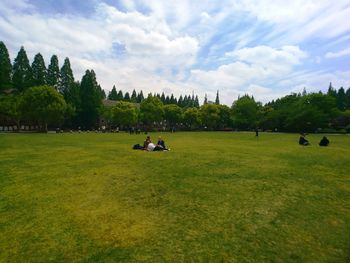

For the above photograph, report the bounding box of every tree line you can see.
[0,41,350,133]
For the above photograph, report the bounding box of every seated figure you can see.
[319,136,329,146]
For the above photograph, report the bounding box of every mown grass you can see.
[0,132,349,262]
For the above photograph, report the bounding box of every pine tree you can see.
[117,90,123,101]
[124,92,130,101]
[302,87,307,96]
[12,46,33,91]
[215,90,220,104]
[346,88,350,109]
[137,90,144,103]
[204,94,208,104]
[131,89,137,102]
[108,85,118,100]
[79,70,102,128]
[32,53,47,86]
[165,95,170,104]
[337,87,347,111]
[47,55,60,89]
[194,95,200,107]
[170,94,175,104]
[161,92,166,103]
[178,95,183,107]
[0,41,12,91]
[327,82,337,97]
[59,58,74,95]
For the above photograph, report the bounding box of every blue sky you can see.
[0,0,350,104]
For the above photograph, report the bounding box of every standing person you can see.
[255,128,259,137]
[319,136,330,146]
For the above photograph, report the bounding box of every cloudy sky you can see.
[1,0,350,104]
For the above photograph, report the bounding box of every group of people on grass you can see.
[133,136,169,151]
[299,134,330,146]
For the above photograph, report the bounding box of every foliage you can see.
[12,46,33,92]
[31,53,47,86]
[183,107,201,129]
[111,101,138,127]
[47,55,60,89]
[140,96,164,125]
[19,86,67,130]
[200,104,220,129]
[164,104,182,126]
[0,41,12,91]
[231,95,259,129]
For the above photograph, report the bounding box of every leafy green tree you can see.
[217,104,232,128]
[231,95,259,129]
[0,41,12,91]
[183,107,201,129]
[58,57,74,95]
[108,85,118,100]
[0,95,21,128]
[19,86,67,131]
[79,70,102,129]
[140,95,164,125]
[63,82,81,128]
[31,53,47,86]
[111,101,138,128]
[164,104,182,127]
[47,55,60,89]
[12,46,33,92]
[200,103,220,129]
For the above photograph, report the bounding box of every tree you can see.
[163,104,182,127]
[200,104,220,129]
[140,95,164,126]
[111,101,138,128]
[194,95,200,108]
[79,70,102,129]
[12,46,33,92]
[204,94,208,104]
[217,104,232,128]
[137,90,144,103]
[0,95,21,128]
[183,107,201,129]
[117,90,123,101]
[63,81,81,128]
[47,55,60,89]
[337,87,347,111]
[108,85,118,100]
[131,89,137,102]
[0,41,12,91]
[19,86,67,131]
[58,57,74,95]
[124,92,130,101]
[215,90,220,104]
[31,53,47,86]
[231,95,259,129]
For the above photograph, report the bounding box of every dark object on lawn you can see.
[299,134,310,146]
[319,136,329,146]
[133,144,144,150]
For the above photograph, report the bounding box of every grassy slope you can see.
[0,132,349,262]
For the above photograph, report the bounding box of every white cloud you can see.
[325,47,350,59]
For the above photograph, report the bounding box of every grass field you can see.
[0,132,349,262]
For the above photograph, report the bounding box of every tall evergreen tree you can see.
[204,94,208,104]
[59,58,74,95]
[346,88,350,109]
[108,85,118,100]
[0,41,12,91]
[79,70,102,128]
[194,95,200,108]
[137,90,144,103]
[215,90,220,104]
[327,82,337,97]
[117,90,123,101]
[47,55,60,89]
[337,87,347,111]
[161,92,166,103]
[124,92,130,101]
[12,46,33,91]
[131,89,137,102]
[31,53,47,86]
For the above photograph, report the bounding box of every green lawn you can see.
[0,132,349,262]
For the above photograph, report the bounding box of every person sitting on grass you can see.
[299,133,310,146]
[157,136,168,150]
[143,136,151,149]
[319,136,329,146]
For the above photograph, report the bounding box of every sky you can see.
[0,0,350,105]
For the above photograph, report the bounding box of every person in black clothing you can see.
[255,128,259,137]
[157,136,168,150]
[319,136,329,146]
[299,134,310,146]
